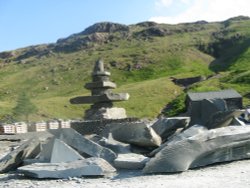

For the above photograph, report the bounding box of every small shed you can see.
[186,89,243,125]
[186,89,242,110]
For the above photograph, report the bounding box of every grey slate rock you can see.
[143,126,250,174]
[205,109,244,129]
[230,117,246,126]
[105,122,162,147]
[149,125,208,157]
[39,138,84,163]
[18,157,116,179]
[0,137,40,173]
[151,117,190,140]
[49,128,117,162]
[114,153,149,170]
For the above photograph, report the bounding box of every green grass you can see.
[0,17,250,121]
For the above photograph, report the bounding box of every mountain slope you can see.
[0,16,250,121]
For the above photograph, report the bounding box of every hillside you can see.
[0,16,250,122]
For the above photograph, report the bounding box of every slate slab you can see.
[18,157,116,179]
[114,153,149,170]
[143,126,250,174]
[49,128,117,162]
[0,137,40,173]
[151,117,190,140]
[104,122,162,147]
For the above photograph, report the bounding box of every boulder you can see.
[104,122,162,147]
[151,117,190,141]
[143,126,250,174]
[38,138,84,163]
[114,153,149,170]
[49,128,117,162]
[18,157,116,179]
[149,125,208,157]
[0,137,40,173]
[205,109,244,129]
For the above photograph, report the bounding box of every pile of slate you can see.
[1,101,250,178]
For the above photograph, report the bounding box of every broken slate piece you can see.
[49,128,117,162]
[18,157,116,179]
[205,110,244,129]
[143,126,250,174]
[114,153,149,170]
[0,137,40,173]
[38,138,84,163]
[88,133,131,154]
[151,117,190,140]
[104,122,162,147]
[149,125,208,157]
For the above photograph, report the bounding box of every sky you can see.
[0,0,250,52]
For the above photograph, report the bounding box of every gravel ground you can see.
[1,156,250,187]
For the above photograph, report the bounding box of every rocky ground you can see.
[1,139,250,188]
[0,159,250,188]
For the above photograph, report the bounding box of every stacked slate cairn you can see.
[70,59,129,120]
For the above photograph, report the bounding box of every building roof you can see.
[187,89,242,101]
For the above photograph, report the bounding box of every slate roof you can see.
[187,89,242,102]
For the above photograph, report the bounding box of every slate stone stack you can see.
[70,59,129,120]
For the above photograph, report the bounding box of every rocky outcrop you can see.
[135,26,173,37]
[171,76,206,87]
[81,22,129,35]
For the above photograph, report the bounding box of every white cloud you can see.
[155,0,173,9]
[150,0,250,24]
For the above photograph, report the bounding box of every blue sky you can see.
[1,0,250,52]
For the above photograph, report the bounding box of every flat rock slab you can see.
[105,122,162,147]
[152,117,190,140]
[143,126,250,174]
[0,137,40,173]
[18,157,116,179]
[49,128,117,162]
[114,153,149,170]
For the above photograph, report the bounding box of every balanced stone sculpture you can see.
[70,59,129,120]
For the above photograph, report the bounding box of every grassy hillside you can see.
[0,16,250,122]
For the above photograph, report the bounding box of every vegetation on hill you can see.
[0,16,249,121]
